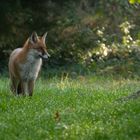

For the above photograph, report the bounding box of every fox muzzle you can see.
[39,52,50,60]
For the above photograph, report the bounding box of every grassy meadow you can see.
[0,75,140,140]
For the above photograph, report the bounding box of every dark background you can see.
[0,0,140,77]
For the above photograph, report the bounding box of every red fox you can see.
[8,32,50,96]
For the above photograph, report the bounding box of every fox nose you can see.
[42,52,50,60]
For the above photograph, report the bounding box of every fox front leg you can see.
[21,81,29,96]
[28,80,35,96]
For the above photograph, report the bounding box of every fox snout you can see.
[39,52,50,60]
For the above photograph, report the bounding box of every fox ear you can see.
[29,32,38,44]
[42,32,48,44]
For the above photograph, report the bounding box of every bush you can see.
[0,0,140,75]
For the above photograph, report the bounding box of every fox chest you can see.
[19,57,42,81]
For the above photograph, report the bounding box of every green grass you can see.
[0,75,140,140]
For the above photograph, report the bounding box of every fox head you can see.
[28,32,50,59]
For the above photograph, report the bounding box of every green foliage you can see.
[0,0,140,74]
[83,19,140,76]
[129,0,140,4]
[0,76,140,139]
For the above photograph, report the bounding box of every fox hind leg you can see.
[17,81,23,95]
[10,77,19,95]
